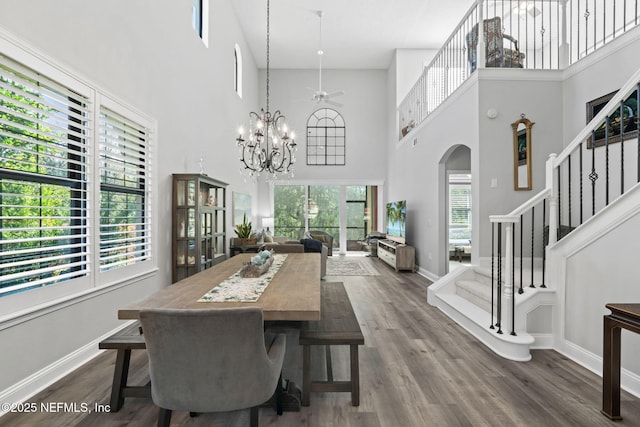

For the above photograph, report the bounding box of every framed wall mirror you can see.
[511,115,534,190]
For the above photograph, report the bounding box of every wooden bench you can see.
[299,281,365,406]
[98,321,150,412]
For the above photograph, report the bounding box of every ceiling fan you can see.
[308,11,344,107]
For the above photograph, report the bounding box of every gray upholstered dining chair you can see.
[139,307,286,427]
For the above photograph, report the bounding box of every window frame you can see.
[234,44,243,98]
[0,34,157,318]
[306,108,346,166]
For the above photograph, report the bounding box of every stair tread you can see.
[437,293,534,345]
[457,279,492,299]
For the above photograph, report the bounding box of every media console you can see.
[377,239,415,272]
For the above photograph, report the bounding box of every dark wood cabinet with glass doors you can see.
[172,174,227,283]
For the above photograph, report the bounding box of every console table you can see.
[230,244,262,257]
[377,239,415,272]
[602,303,640,420]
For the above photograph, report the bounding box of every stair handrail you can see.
[554,66,640,167]
[489,153,556,224]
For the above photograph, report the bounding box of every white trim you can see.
[0,27,159,320]
[0,269,157,331]
[234,43,243,98]
[0,320,138,417]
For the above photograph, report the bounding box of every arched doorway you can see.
[439,145,471,274]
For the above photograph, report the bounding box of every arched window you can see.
[234,44,243,98]
[306,108,345,165]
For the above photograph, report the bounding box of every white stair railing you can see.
[489,66,640,336]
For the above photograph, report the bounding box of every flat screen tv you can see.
[386,200,406,244]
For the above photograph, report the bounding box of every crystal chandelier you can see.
[236,0,296,178]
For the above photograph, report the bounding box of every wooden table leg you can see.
[302,345,311,406]
[601,316,622,420]
[350,344,360,406]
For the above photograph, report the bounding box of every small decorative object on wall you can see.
[586,90,638,149]
[512,114,534,191]
[232,192,252,226]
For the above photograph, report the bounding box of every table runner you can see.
[198,254,288,303]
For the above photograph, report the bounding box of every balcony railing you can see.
[398,0,640,140]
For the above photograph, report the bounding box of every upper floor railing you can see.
[399,0,640,140]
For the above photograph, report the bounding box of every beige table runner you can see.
[198,254,288,303]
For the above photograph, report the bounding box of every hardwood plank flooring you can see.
[2,256,640,426]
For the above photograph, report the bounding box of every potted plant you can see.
[233,214,257,245]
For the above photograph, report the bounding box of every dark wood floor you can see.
[3,256,640,426]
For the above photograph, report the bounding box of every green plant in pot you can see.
[234,214,256,245]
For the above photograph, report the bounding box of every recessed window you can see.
[0,45,155,313]
[234,44,243,98]
[307,108,345,165]
[192,0,203,38]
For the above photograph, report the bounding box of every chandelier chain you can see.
[266,0,270,113]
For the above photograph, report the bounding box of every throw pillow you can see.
[309,233,326,243]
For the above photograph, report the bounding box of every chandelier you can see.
[236,0,296,178]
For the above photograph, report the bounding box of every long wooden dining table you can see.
[118,252,321,321]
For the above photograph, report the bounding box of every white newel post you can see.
[559,0,570,68]
[477,0,486,70]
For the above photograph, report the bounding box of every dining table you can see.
[119,252,321,321]
[116,252,321,412]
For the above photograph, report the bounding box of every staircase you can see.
[429,65,640,362]
[428,265,555,361]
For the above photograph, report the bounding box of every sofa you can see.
[262,236,327,279]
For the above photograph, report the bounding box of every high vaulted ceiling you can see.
[231,0,476,70]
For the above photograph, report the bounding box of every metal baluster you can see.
[606,115,610,205]
[580,142,584,225]
[590,131,598,215]
[557,166,561,240]
[530,205,535,288]
[568,153,572,230]
[511,218,517,336]
[490,221,495,330]
[519,214,523,295]
[620,101,625,195]
[497,222,503,334]
[541,198,547,288]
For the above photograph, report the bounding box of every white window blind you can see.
[98,106,152,272]
[0,56,91,296]
[450,183,471,227]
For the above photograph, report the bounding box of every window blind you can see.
[98,106,152,272]
[0,56,91,296]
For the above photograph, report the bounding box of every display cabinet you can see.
[172,174,228,282]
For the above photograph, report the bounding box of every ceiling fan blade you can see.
[325,99,343,107]
[325,90,345,98]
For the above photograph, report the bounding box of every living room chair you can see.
[139,307,286,427]
[307,230,334,256]
[466,16,525,72]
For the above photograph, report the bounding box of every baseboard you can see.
[530,333,553,349]
[416,266,439,283]
[559,340,640,399]
[0,321,136,417]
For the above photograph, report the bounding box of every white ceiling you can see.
[231,0,476,70]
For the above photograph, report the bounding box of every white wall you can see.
[0,0,257,397]
[256,68,388,216]
[387,77,479,276]
[395,49,438,105]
